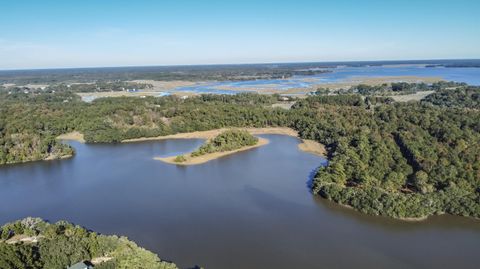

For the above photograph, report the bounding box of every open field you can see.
[387,90,435,102]
[57,131,85,143]
[128,79,200,91]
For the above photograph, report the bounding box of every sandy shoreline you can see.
[298,139,326,156]
[155,137,270,165]
[122,127,325,157]
[122,127,299,142]
[56,127,326,161]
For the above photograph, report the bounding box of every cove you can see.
[0,135,479,269]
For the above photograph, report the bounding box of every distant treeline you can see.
[313,81,467,96]
[0,81,152,95]
[46,81,153,93]
[2,60,478,85]
[0,64,333,84]
[0,83,479,219]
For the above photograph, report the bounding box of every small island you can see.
[156,129,268,165]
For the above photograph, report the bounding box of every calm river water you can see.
[0,135,479,269]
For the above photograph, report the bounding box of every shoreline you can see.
[122,127,326,157]
[155,137,269,165]
[329,200,431,222]
[44,154,74,161]
[122,127,299,142]
[56,127,326,157]
[3,153,74,166]
[298,139,326,157]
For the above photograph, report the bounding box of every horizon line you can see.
[1,58,479,72]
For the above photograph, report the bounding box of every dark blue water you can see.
[0,135,479,269]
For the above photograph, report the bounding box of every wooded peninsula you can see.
[0,218,180,269]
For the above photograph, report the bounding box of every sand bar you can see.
[298,139,326,156]
[155,137,270,165]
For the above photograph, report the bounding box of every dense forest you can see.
[191,130,258,157]
[422,87,480,109]
[0,92,285,164]
[296,96,480,219]
[0,92,76,164]
[0,83,479,220]
[314,81,467,96]
[0,218,181,269]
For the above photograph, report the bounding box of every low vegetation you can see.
[174,155,187,163]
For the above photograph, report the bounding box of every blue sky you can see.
[0,0,479,69]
